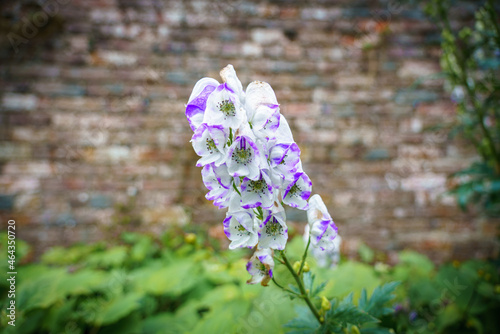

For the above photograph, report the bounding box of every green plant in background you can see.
[425,0,500,216]
[0,231,400,334]
[2,232,499,334]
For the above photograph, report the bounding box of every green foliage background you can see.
[1,231,499,334]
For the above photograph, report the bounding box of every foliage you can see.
[0,232,301,334]
[425,0,500,216]
[1,233,499,333]
[387,255,500,334]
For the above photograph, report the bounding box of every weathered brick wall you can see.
[0,0,498,262]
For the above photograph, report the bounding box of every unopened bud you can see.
[320,296,331,311]
[184,233,196,244]
[303,262,310,272]
[293,261,301,273]
[350,325,360,334]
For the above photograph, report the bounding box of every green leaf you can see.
[86,246,128,268]
[99,313,143,334]
[358,243,375,263]
[17,268,68,311]
[317,261,381,300]
[284,306,321,334]
[358,282,400,318]
[325,293,378,328]
[92,292,144,326]
[130,258,201,296]
[189,299,251,334]
[360,328,394,334]
[141,312,189,334]
[435,303,462,331]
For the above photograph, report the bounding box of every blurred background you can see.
[1,1,500,333]
[0,0,499,262]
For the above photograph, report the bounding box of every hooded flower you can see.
[307,194,338,251]
[269,143,301,181]
[258,206,288,250]
[201,163,232,208]
[191,123,227,167]
[204,82,246,130]
[240,171,275,209]
[226,130,261,181]
[282,172,312,210]
[246,248,274,286]
[186,78,219,131]
[223,210,258,249]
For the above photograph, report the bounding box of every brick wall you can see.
[0,0,498,262]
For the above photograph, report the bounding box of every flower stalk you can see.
[280,251,323,324]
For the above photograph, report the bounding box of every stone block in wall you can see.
[0,142,31,160]
[0,194,15,210]
[1,93,38,111]
[397,60,440,79]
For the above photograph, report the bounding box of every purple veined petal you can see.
[258,209,288,250]
[220,64,245,101]
[204,83,246,129]
[245,81,279,114]
[201,163,233,207]
[186,78,219,131]
[252,104,280,130]
[306,194,339,251]
[226,135,261,181]
[283,172,312,210]
[191,124,228,167]
[310,219,338,251]
[307,194,332,225]
[274,114,295,144]
[246,248,274,286]
[269,143,301,178]
[224,210,258,249]
[240,174,274,209]
[262,105,281,132]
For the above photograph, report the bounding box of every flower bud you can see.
[302,262,310,272]
[320,296,331,311]
[293,261,301,273]
[350,325,360,334]
[184,233,197,244]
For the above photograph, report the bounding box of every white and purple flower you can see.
[204,83,246,130]
[307,194,338,251]
[226,133,261,180]
[223,210,258,249]
[185,78,219,132]
[201,163,232,208]
[186,65,340,283]
[282,172,312,210]
[269,143,301,181]
[258,208,288,250]
[246,248,274,286]
[240,172,274,209]
[191,123,228,167]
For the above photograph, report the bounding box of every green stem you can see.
[281,251,323,325]
[462,75,500,173]
[272,277,303,298]
[486,0,500,47]
[298,235,311,276]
